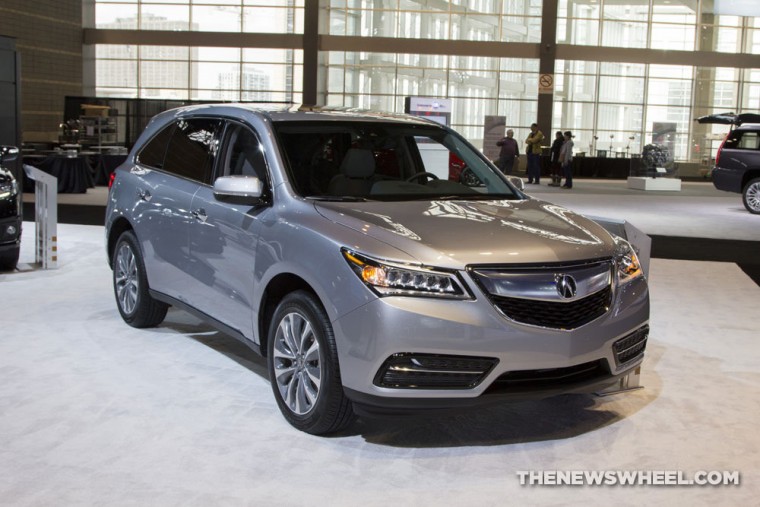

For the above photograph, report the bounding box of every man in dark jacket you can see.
[549,131,564,186]
[496,129,519,175]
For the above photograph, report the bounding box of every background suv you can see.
[0,145,21,270]
[106,105,650,434]
[699,112,760,214]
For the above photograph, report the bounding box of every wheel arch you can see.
[107,217,134,268]
[742,170,760,190]
[258,273,321,357]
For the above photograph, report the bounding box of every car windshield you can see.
[274,121,522,201]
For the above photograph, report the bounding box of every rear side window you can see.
[137,123,175,169]
[727,130,760,150]
[163,118,224,183]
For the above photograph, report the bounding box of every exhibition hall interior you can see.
[1,1,759,505]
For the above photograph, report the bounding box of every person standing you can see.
[525,123,544,184]
[496,129,520,175]
[549,131,564,186]
[559,130,574,189]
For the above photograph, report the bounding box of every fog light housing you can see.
[6,225,17,236]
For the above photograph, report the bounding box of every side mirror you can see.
[507,175,525,191]
[213,176,264,206]
[0,146,19,164]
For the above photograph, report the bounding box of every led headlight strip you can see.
[614,237,643,284]
[342,248,470,299]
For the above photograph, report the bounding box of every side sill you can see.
[149,289,263,356]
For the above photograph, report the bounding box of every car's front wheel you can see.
[742,177,760,214]
[112,230,168,327]
[267,290,354,434]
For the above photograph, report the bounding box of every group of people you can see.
[496,123,574,189]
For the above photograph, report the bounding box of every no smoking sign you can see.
[539,73,554,94]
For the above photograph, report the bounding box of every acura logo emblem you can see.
[556,274,578,299]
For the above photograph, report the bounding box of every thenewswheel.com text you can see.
[516,470,740,487]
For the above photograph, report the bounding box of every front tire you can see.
[742,177,760,214]
[267,290,354,434]
[112,230,168,328]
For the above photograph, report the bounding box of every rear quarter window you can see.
[137,123,175,169]
[727,130,760,150]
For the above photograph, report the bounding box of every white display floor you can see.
[1,223,759,506]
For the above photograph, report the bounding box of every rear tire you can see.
[742,177,760,214]
[112,230,168,328]
[0,246,19,271]
[267,290,354,435]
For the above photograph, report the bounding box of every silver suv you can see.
[106,105,650,434]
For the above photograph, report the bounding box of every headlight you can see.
[614,237,643,284]
[342,248,470,299]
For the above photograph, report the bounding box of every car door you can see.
[132,117,223,303]
[186,121,271,339]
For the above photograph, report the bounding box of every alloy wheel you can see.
[746,181,760,212]
[272,312,322,416]
[114,243,139,315]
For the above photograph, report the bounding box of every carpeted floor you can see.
[1,224,758,506]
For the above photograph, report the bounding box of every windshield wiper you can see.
[307,195,371,202]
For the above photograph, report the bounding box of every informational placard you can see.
[404,97,452,127]
[483,115,506,162]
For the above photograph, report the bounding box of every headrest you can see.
[340,148,375,179]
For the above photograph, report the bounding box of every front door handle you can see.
[192,208,208,223]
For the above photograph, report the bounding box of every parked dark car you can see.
[698,113,760,214]
[0,145,21,270]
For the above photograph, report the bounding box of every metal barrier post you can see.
[23,165,57,269]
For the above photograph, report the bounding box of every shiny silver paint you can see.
[106,104,650,403]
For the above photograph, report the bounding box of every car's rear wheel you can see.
[112,230,168,327]
[743,177,760,214]
[0,246,19,271]
[267,290,354,434]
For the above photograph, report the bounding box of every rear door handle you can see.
[192,208,208,223]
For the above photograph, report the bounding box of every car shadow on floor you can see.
[160,309,661,448]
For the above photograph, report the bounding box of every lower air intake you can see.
[613,326,649,366]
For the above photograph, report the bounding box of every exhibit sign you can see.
[404,97,452,127]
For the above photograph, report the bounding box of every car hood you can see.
[314,198,617,267]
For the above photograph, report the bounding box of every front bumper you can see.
[0,215,22,251]
[332,275,649,413]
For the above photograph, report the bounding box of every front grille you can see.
[613,326,649,365]
[491,286,612,329]
[374,353,498,389]
[485,359,609,394]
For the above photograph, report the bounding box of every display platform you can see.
[627,176,682,191]
[1,223,758,506]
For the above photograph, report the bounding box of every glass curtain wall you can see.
[324,0,542,144]
[92,1,304,102]
[556,0,760,162]
[89,0,760,162]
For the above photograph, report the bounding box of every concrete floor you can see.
[2,182,759,505]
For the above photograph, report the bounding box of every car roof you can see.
[161,103,441,127]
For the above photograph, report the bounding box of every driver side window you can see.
[222,124,269,184]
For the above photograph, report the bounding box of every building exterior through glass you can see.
[85,1,760,165]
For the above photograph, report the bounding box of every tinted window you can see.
[137,123,175,169]
[163,118,223,182]
[220,124,268,184]
[737,131,760,150]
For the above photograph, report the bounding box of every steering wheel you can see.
[460,167,482,187]
[405,171,440,183]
